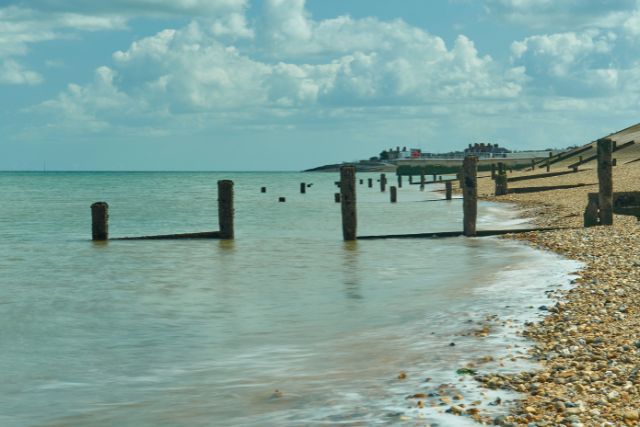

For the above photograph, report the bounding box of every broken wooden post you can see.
[390,186,397,203]
[368,178,373,188]
[445,181,452,200]
[218,180,234,239]
[91,202,109,241]
[597,138,613,225]
[584,194,599,227]
[420,172,425,191]
[261,187,267,193]
[397,175,402,188]
[380,173,386,192]
[334,193,341,203]
[462,156,478,237]
[300,182,306,194]
[340,166,357,241]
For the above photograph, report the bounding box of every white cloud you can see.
[0,59,42,84]
[511,30,616,78]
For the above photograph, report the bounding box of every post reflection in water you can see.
[341,240,362,300]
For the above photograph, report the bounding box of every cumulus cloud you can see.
[486,0,637,30]
[0,59,42,84]
[33,0,526,132]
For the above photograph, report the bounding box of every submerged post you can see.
[445,181,452,200]
[300,182,306,194]
[462,156,478,237]
[380,173,386,192]
[390,186,397,203]
[218,180,234,239]
[359,179,363,185]
[368,178,373,188]
[397,175,402,188]
[334,193,341,203]
[261,187,267,193]
[340,166,357,241]
[597,138,613,225]
[91,202,109,241]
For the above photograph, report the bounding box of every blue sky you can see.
[2,0,640,170]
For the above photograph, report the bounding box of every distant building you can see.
[464,143,510,158]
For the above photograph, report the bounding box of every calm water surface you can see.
[0,172,580,426]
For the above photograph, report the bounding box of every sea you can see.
[0,171,581,427]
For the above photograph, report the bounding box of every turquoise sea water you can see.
[0,172,580,426]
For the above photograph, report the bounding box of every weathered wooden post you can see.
[380,173,386,192]
[491,163,496,179]
[390,186,397,203]
[579,155,583,164]
[420,172,425,191]
[368,178,373,188]
[91,202,109,241]
[218,180,234,239]
[572,166,578,173]
[597,138,613,225]
[584,193,599,227]
[279,197,286,202]
[612,158,617,167]
[546,160,550,172]
[340,166,357,241]
[261,187,267,193]
[495,172,508,196]
[409,175,414,184]
[432,174,436,182]
[530,159,535,170]
[397,175,402,188]
[359,179,363,185]
[334,193,341,203]
[300,182,306,194]
[445,181,452,200]
[438,176,442,181]
[462,156,478,237]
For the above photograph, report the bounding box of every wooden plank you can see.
[507,169,577,183]
[115,231,222,240]
[508,183,595,194]
[567,140,634,169]
[358,227,571,240]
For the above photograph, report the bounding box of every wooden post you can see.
[597,138,613,225]
[359,179,363,185]
[334,193,341,203]
[380,173,386,192]
[584,194,599,227]
[495,172,508,196]
[300,182,306,194]
[218,180,234,239]
[390,186,397,203]
[439,176,442,181]
[397,175,402,188]
[445,181,452,200]
[368,178,373,188]
[340,166,357,241]
[420,172,425,191]
[462,156,478,237]
[491,163,496,179]
[530,159,535,170]
[91,202,109,241]
[612,158,617,167]
[261,187,266,193]
[432,174,436,182]
[546,160,550,172]
[278,197,286,202]
[572,166,578,173]
[579,155,583,163]
[409,175,414,184]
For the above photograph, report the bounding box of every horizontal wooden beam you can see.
[114,231,221,240]
[507,169,577,183]
[507,183,595,194]
[567,140,635,169]
[357,227,571,240]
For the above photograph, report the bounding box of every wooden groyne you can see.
[92,180,235,241]
[358,227,573,240]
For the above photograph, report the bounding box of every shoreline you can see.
[468,162,640,425]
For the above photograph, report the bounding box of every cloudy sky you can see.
[2,0,640,170]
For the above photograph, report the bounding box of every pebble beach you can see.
[466,147,640,425]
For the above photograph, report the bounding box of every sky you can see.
[1,0,640,171]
